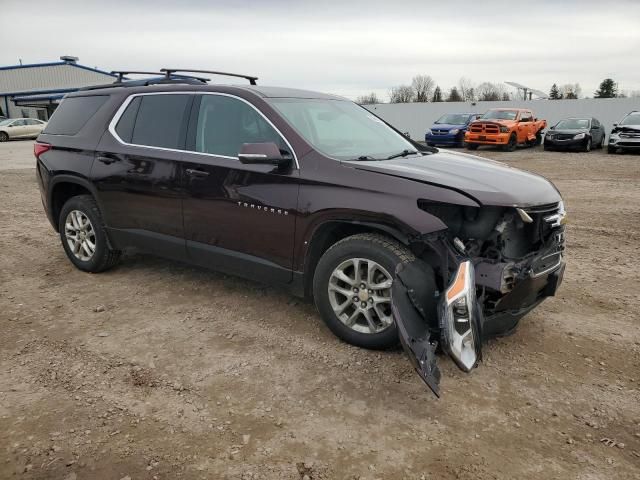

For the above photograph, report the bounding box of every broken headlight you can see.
[439,260,481,372]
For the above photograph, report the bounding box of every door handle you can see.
[186,168,210,177]
[97,155,119,165]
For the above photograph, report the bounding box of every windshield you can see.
[481,109,518,121]
[0,119,13,126]
[269,98,416,160]
[555,118,590,129]
[620,113,640,126]
[435,114,471,125]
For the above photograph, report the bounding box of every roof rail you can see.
[161,68,258,85]
[110,70,164,82]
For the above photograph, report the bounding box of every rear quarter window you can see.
[127,95,191,149]
[43,95,109,135]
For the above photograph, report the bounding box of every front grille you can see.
[470,123,500,134]
[555,134,575,140]
[431,129,450,136]
[524,203,559,214]
[619,133,640,138]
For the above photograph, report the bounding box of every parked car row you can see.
[0,118,48,142]
[425,109,640,154]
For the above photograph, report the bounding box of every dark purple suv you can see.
[34,70,566,395]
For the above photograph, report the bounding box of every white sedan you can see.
[0,118,47,142]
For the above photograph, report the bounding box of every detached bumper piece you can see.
[392,260,482,397]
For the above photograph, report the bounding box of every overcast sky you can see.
[1,0,639,100]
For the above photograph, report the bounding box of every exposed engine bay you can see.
[392,201,566,396]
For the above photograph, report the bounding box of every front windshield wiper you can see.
[352,155,379,161]
[386,149,418,160]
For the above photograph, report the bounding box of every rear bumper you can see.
[464,132,511,145]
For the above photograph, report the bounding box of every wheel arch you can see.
[300,219,433,299]
[49,175,101,232]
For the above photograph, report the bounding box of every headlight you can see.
[499,126,510,133]
[449,128,459,135]
[574,133,586,139]
[425,129,432,135]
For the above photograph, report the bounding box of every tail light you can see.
[34,142,52,159]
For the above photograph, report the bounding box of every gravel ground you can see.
[1,140,639,480]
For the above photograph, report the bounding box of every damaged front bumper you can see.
[392,245,565,397]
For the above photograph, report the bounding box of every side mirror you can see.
[238,142,290,167]
[534,117,538,121]
[550,125,555,130]
[613,123,618,127]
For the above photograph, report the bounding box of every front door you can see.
[181,93,299,284]
[92,93,193,260]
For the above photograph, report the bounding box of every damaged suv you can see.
[35,69,566,395]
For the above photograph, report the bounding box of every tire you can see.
[0,132,8,142]
[533,130,543,146]
[599,135,605,149]
[58,194,121,273]
[313,233,415,349]
[503,133,517,152]
[543,143,553,151]
[466,143,479,150]
[583,137,592,152]
[607,145,616,154]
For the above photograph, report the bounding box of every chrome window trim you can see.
[107,91,299,169]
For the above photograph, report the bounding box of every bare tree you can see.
[629,90,640,98]
[458,77,475,101]
[476,82,501,101]
[411,75,435,102]
[389,85,415,103]
[559,83,581,99]
[356,92,380,105]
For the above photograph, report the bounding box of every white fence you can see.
[364,98,640,140]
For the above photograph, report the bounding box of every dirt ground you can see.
[1,141,639,480]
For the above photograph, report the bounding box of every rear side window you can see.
[114,96,141,143]
[44,95,108,135]
[127,95,191,149]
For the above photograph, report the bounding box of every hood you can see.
[472,119,516,127]
[615,125,640,133]
[431,123,467,130]
[352,150,561,207]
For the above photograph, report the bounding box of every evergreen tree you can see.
[549,83,562,99]
[594,78,617,98]
[432,86,443,102]
[446,87,462,102]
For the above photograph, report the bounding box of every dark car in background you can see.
[425,113,481,147]
[544,117,605,152]
[34,69,566,396]
[608,111,640,154]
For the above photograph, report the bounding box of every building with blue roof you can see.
[0,56,116,120]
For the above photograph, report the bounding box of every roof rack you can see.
[161,68,258,85]
[111,70,164,82]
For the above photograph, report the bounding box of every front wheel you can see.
[607,145,617,154]
[503,133,517,152]
[583,137,592,152]
[313,233,415,349]
[466,143,479,150]
[58,195,121,272]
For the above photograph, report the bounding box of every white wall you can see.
[364,98,640,140]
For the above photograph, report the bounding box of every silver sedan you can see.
[0,118,47,142]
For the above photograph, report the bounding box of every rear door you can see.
[92,93,193,260]
[9,119,28,138]
[180,93,299,284]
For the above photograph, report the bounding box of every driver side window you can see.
[195,95,287,158]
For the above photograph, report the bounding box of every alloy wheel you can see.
[64,210,97,261]
[327,258,393,334]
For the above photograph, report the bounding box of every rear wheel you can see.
[503,133,517,152]
[58,195,121,272]
[313,233,414,349]
[533,130,543,146]
[0,132,8,142]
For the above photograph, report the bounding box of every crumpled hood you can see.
[352,150,561,207]
[616,125,640,133]
[550,128,588,135]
